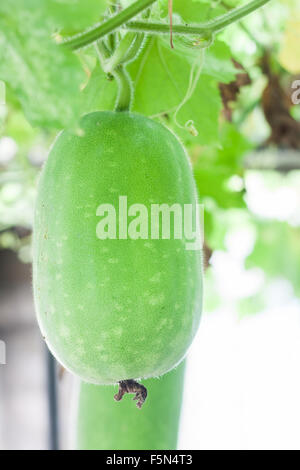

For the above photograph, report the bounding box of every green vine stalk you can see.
[95,38,134,112]
[113,65,133,112]
[104,32,145,71]
[62,0,272,51]
[126,0,271,36]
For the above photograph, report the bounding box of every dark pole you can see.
[46,349,59,450]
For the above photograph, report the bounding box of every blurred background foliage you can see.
[0,0,300,319]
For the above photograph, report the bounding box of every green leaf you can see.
[216,122,253,170]
[46,0,109,32]
[156,0,225,23]
[80,65,117,115]
[194,167,246,209]
[169,74,222,146]
[202,40,238,83]
[0,1,86,129]
[155,0,238,84]
[193,123,252,208]
[159,34,238,83]
[128,37,222,145]
[246,222,300,297]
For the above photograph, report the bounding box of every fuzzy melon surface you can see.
[75,362,186,450]
[33,112,202,384]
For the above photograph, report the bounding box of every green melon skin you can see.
[33,111,202,384]
[75,362,185,450]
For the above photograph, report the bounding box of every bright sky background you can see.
[179,300,300,450]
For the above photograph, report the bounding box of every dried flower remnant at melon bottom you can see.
[114,379,148,409]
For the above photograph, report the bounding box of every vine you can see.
[95,35,136,112]
[62,0,272,51]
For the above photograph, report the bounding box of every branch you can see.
[125,0,272,36]
[62,0,272,50]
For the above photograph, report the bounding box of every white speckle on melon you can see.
[60,325,70,339]
[143,242,153,249]
[114,327,123,337]
[149,272,161,283]
[149,293,165,306]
